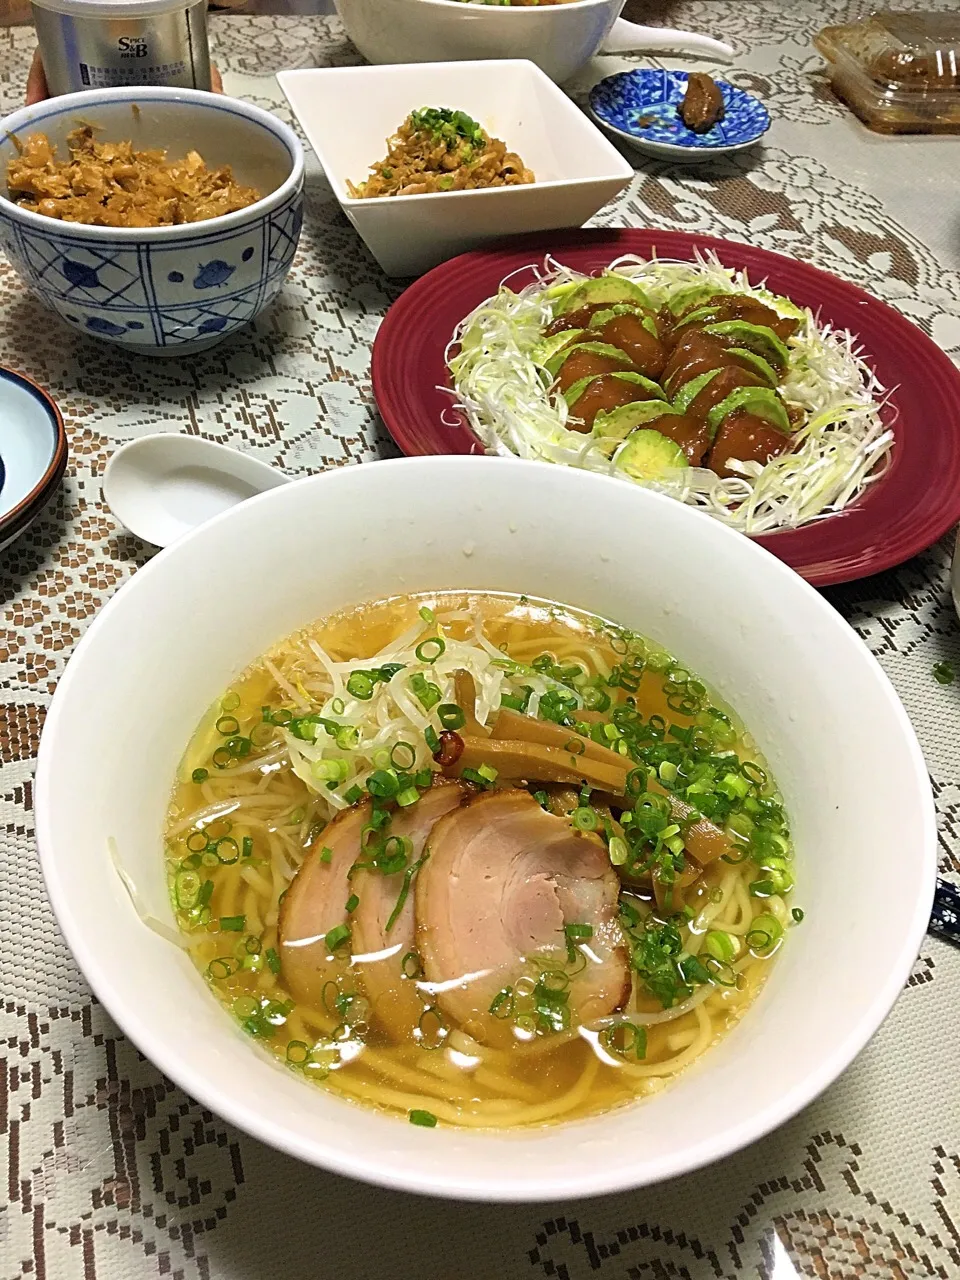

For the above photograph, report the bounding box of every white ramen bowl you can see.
[35,457,935,1201]
[333,0,734,86]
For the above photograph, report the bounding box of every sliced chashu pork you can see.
[415,789,629,1048]
[277,784,466,1035]
[278,799,371,1011]
[351,780,466,1041]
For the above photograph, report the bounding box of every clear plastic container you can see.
[815,10,960,134]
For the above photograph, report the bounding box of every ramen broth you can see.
[164,593,797,1128]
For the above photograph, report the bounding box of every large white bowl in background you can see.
[333,0,733,86]
[0,88,304,356]
[36,457,935,1200]
[278,61,633,277]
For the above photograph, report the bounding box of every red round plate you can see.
[372,228,960,588]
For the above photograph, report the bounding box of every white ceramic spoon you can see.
[602,22,733,62]
[103,433,290,548]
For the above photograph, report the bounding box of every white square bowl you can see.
[278,61,634,277]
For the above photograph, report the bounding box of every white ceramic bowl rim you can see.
[0,87,305,241]
[0,366,66,533]
[34,458,937,1200]
[389,0,617,10]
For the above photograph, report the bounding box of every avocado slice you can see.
[725,346,779,388]
[705,386,791,437]
[555,275,656,316]
[671,367,723,413]
[672,304,732,332]
[544,341,634,379]
[615,429,689,481]
[703,321,791,372]
[593,399,678,442]
[588,304,659,339]
[565,369,662,410]
[532,328,585,366]
[665,283,719,317]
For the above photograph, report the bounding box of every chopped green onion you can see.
[599,1021,647,1060]
[286,1040,310,1066]
[746,913,783,952]
[345,894,359,913]
[343,785,364,805]
[191,768,209,784]
[221,692,241,712]
[572,806,597,832]
[415,637,446,663]
[220,915,246,932]
[265,947,281,974]
[703,930,738,963]
[477,763,498,783]
[409,1109,438,1128]
[206,957,234,980]
[933,661,955,685]
[395,786,420,808]
[419,606,435,622]
[386,854,427,931]
[500,687,532,712]
[346,671,375,700]
[749,878,776,897]
[319,846,333,864]
[185,830,207,854]
[410,673,442,711]
[390,741,417,771]
[792,907,805,923]
[608,836,629,865]
[564,923,594,940]
[324,924,351,952]
[241,836,254,859]
[489,987,515,1018]
[424,724,440,753]
[401,950,423,979]
[367,769,400,799]
[216,715,240,736]
[437,704,466,731]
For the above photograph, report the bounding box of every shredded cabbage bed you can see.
[445,252,896,534]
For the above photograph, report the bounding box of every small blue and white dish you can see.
[0,88,304,356]
[0,367,67,553]
[589,69,770,164]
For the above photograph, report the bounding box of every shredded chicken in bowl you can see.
[347,107,535,198]
[6,125,261,227]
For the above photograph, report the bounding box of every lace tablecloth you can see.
[3,4,960,1276]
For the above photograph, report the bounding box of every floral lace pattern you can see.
[2,6,960,1277]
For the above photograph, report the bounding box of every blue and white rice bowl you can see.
[0,366,67,553]
[589,69,770,164]
[0,88,304,356]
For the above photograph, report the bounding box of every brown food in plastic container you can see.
[815,10,960,133]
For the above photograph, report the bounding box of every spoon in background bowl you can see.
[103,433,290,549]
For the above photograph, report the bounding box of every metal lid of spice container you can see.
[32,0,212,96]
[33,0,198,13]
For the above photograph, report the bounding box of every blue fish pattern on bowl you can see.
[0,191,303,354]
[0,91,304,355]
[589,69,770,150]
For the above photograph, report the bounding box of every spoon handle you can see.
[929,877,960,947]
[601,21,735,63]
